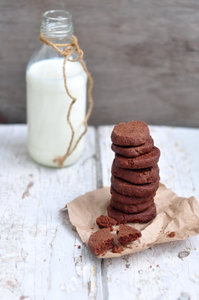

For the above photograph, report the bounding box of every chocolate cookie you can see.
[107,203,157,224]
[111,121,150,146]
[112,160,159,184]
[88,228,114,256]
[96,215,117,228]
[110,198,154,213]
[111,187,156,205]
[117,225,142,246]
[111,176,159,197]
[111,136,154,158]
[115,147,160,169]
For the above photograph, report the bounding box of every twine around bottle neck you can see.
[39,33,94,167]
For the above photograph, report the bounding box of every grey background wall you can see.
[1,0,199,127]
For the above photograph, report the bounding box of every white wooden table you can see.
[0,124,199,300]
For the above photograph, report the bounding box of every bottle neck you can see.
[40,10,73,44]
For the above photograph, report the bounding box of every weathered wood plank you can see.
[0,125,102,300]
[1,0,199,126]
[98,125,199,300]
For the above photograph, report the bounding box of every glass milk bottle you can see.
[26,10,87,167]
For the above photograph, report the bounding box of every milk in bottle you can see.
[26,10,87,167]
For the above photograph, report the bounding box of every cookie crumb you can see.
[168,232,175,238]
[112,244,124,253]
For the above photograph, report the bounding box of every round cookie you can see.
[110,198,154,214]
[112,160,159,184]
[111,176,159,197]
[111,121,150,146]
[111,187,156,205]
[111,136,154,158]
[107,203,157,224]
[115,147,160,169]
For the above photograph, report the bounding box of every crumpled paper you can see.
[67,183,199,258]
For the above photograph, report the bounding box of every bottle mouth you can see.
[43,10,72,21]
[41,10,73,39]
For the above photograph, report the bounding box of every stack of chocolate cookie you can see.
[107,121,160,224]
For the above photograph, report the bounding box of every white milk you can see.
[26,58,87,167]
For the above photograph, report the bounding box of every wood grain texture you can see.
[1,1,199,126]
[0,125,103,300]
[98,125,199,300]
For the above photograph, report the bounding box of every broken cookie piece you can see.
[117,224,142,246]
[88,228,114,256]
[96,215,117,228]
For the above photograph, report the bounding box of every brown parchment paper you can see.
[67,184,199,258]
